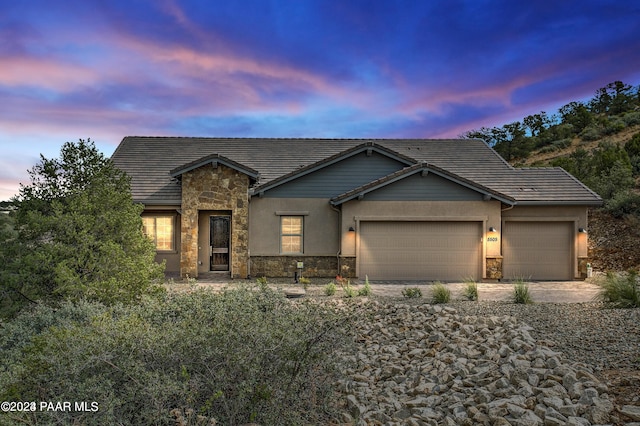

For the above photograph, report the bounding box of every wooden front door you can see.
[210,216,230,271]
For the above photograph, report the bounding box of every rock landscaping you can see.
[335,300,625,426]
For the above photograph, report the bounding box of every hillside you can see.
[519,125,640,168]
[465,80,640,273]
[521,130,640,272]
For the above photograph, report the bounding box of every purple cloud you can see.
[1,0,639,200]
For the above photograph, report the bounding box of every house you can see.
[111,137,602,281]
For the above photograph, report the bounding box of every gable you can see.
[258,150,408,198]
[361,172,484,201]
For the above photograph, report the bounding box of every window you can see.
[142,216,174,251]
[280,216,303,254]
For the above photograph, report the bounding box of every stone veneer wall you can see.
[250,256,339,278]
[180,164,250,278]
[249,255,358,279]
[485,257,503,280]
[578,257,589,279]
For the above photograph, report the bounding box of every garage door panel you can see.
[359,221,481,281]
[503,221,573,280]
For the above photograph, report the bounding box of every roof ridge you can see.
[123,136,462,142]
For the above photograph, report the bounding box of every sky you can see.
[1,0,640,201]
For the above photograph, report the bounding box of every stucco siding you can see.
[261,151,406,198]
[249,197,339,255]
[362,172,485,201]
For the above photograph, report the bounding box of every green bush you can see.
[604,190,640,218]
[402,287,422,299]
[622,111,640,127]
[0,287,352,425]
[342,281,357,298]
[324,281,337,296]
[431,282,451,304]
[579,125,602,141]
[357,275,373,296]
[463,279,478,301]
[513,279,533,304]
[594,270,640,308]
[1,140,165,317]
[298,276,311,289]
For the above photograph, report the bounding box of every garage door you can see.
[503,221,573,280]
[359,221,481,280]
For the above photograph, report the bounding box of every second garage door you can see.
[502,221,573,280]
[359,221,482,280]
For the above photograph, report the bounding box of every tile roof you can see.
[111,136,602,206]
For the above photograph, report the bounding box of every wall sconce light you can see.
[578,228,587,233]
[489,227,497,232]
[348,226,355,232]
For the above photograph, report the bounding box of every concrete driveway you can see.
[363,281,601,303]
[170,276,603,303]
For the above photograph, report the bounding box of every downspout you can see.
[501,203,515,212]
[330,203,342,277]
[247,190,251,280]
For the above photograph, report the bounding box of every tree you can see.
[464,122,530,161]
[0,139,164,316]
[523,111,551,138]
[559,101,593,132]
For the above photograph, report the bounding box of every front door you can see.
[210,216,230,271]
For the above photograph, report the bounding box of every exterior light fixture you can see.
[489,227,497,232]
[348,226,355,232]
[578,228,587,233]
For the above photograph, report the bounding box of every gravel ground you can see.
[171,279,640,422]
[448,301,640,424]
[447,301,640,372]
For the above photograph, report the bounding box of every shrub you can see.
[431,282,451,304]
[324,281,337,296]
[594,270,640,308]
[579,125,602,141]
[298,276,311,288]
[342,281,357,298]
[0,287,352,425]
[256,275,268,291]
[604,191,640,218]
[402,287,422,299]
[463,279,478,301]
[622,111,640,127]
[1,140,165,317]
[357,275,373,296]
[513,279,533,304]
[553,138,572,149]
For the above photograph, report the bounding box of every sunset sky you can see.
[1,0,639,201]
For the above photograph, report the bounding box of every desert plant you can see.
[342,281,357,298]
[594,270,640,308]
[431,281,451,304]
[298,276,311,289]
[463,278,478,301]
[324,281,337,296]
[357,275,373,296]
[256,275,268,291]
[0,288,353,425]
[513,279,533,304]
[402,287,422,299]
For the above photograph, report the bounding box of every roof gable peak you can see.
[170,153,259,180]
[250,142,414,195]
